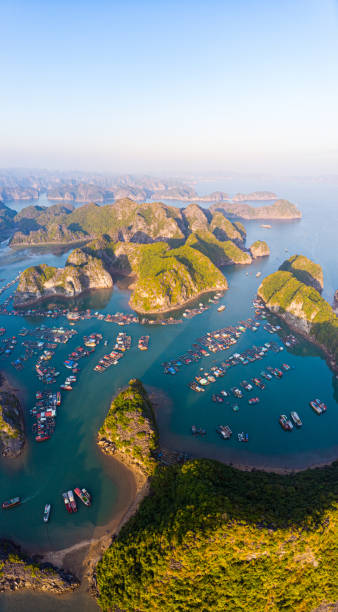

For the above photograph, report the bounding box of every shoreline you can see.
[131,285,227,316]
[39,450,149,584]
[262,306,338,375]
[13,282,225,317]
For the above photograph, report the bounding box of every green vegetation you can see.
[98,379,158,476]
[250,240,270,257]
[187,231,252,266]
[209,211,243,241]
[130,242,228,312]
[211,199,301,220]
[279,254,323,291]
[0,392,24,455]
[0,408,19,439]
[258,268,338,366]
[96,458,338,611]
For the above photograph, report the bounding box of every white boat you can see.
[290,411,302,427]
[43,503,51,522]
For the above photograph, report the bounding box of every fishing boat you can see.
[217,305,226,312]
[248,397,260,405]
[191,425,206,435]
[279,414,293,431]
[217,425,232,439]
[290,411,302,427]
[67,490,77,512]
[43,503,51,522]
[2,497,21,510]
[315,398,327,412]
[309,399,323,414]
[62,492,72,513]
[238,432,249,442]
[74,487,91,506]
[138,336,150,350]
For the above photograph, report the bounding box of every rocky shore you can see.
[0,540,79,594]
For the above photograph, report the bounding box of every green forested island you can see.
[258,255,338,370]
[97,379,157,477]
[14,201,264,312]
[210,199,301,220]
[95,387,338,611]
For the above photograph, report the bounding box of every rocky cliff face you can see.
[258,268,338,371]
[0,391,24,458]
[334,290,338,312]
[10,223,87,246]
[129,243,228,313]
[97,379,157,478]
[14,254,113,306]
[182,204,210,232]
[250,240,270,258]
[186,231,252,266]
[279,255,323,293]
[211,199,301,220]
[0,540,79,593]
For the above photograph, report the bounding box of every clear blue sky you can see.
[1,0,337,175]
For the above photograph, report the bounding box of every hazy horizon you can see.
[1,0,338,175]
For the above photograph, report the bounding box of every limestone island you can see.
[249,240,270,258]
[258,255,338,372]
[0,374,25,458]
[94,380,338,612]
[14,202,261,313]
[97,379,157,482]
[211,199,301,220]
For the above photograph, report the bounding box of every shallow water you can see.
[0,180,337,610]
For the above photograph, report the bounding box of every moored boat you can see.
[309,400,322,415]
[290,411,302,427]
[74,487,91,506]
[217,425,232,439]
[62,492,72,513]
[279,414,293,431]
[67,490,77,512]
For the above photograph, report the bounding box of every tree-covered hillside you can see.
[96,459,338,612]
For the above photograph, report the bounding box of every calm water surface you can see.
[0,180,337,611]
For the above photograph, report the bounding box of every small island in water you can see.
[258,254,338,372]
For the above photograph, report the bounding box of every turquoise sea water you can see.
[0,179,337,610]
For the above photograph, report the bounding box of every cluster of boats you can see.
[162,320,259,374]
[193,424,249,443]
[189,354,289,395]
[93,332,131,373]
[1,487,92,522]
[138,336,150,350]
[31,391,61,442]
[309,398,327,415]
[279,399,327,431]
[279,412,302,430]
[216,426,248,442]
[62,487,91,514]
